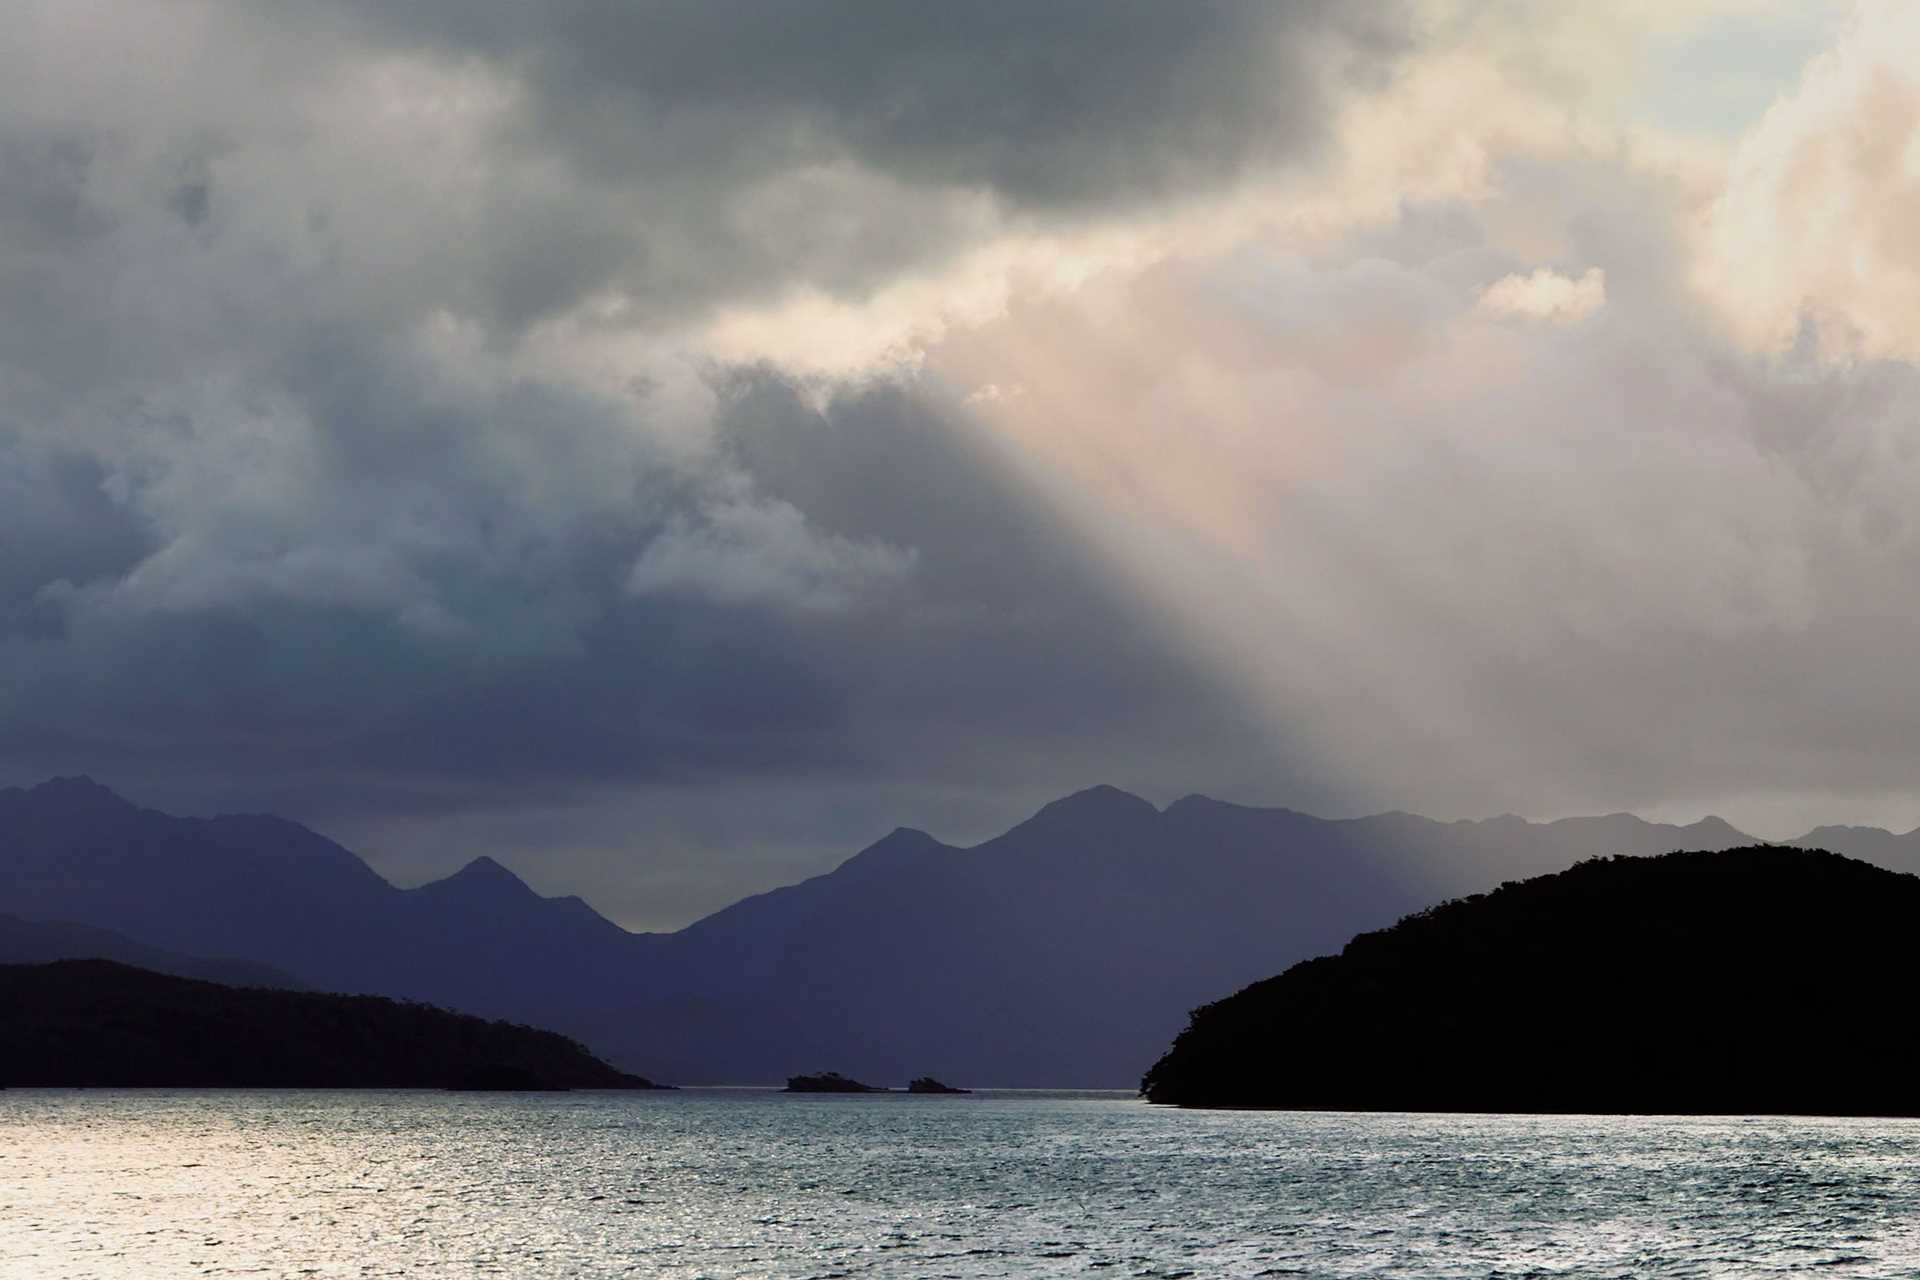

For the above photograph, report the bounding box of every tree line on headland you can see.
[1142,846,1920,1114]
[0,959,661,1090]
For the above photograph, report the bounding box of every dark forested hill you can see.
[1141,846,1920,1113]
[0,959,661,1089]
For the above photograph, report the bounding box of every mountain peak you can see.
[1797,822,1909,843]
[20,775,136,813]
[1164,793,1222,813]
[878,826,941,853]
[1030,784,1159,826]
[1162,794,1318,828]
[426,855,537,900]
[833,826,943,879]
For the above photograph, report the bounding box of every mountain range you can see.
[5,775,1918,1085]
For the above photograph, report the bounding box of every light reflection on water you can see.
[4,1088,1920,1277]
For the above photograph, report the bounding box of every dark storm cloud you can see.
[344,0,1408,208]
[231,0,1418,340]
[0,0,1385,880]
[0,367,1303,928]
[0,135,111,249]
[28,2,1920,927]
[0,434,148,635]
[0,374,1271,788]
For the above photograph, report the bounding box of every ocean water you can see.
[5,1090,1920,1278]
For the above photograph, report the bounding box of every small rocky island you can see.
[785,1071,885,1092]
[1143,846,1920,1114]
[0,959,665,1090]
[783,1072,973,1093]
[907,1077,970,1094]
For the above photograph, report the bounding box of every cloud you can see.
[1477,266,1607,323]
[0,0,1422,917]
[0,0,1415,638]
[6,0,1920,925]
[920,112,1920,837]
[625,482,916,614]
[335,0,1411,212]
[1698,0,1920,361]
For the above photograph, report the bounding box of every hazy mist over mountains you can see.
[9,775,1918,1086]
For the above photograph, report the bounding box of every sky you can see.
[4,0,1919,929]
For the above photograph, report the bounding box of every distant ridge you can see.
[10,775,1920,1085]
[0,776,649,1017]
[1141,846,1920,1113]
[0,914,300,990]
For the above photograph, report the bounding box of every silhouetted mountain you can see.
[0,777,652,1017]
[574,787,1760,1085]
[12,775,1917,1086]
[0,959,661,1089]
[0,913,300,989]
[1788,825,1920,877]
[1141,846,1920,1113]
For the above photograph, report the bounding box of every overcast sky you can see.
[5,0,1919,928]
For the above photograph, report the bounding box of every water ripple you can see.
[5,1092,1920,1277]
